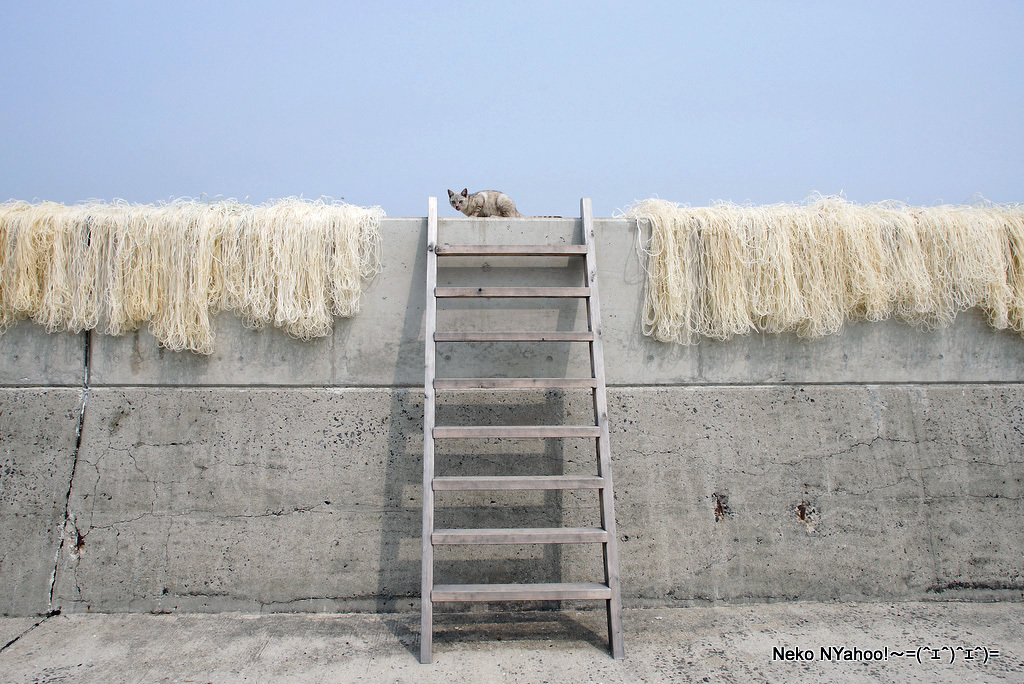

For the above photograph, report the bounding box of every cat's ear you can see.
[448,189,455,198]
[461,188,468,197]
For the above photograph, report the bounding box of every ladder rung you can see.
[433,426,601,439]
[435,331,594,342]
[436,244,587,256]
[432,582,612,602]
[432,527,609,545]
[435,378,597,390]
[435,287,590,298]
[433,475,606,491]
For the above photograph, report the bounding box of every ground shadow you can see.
[432,608,609,654]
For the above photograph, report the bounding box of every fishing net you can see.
[625,196,1024,343]
[0,198,383,354]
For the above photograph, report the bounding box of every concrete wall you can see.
[2,216,1022,617]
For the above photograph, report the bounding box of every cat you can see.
[448,188,523,217]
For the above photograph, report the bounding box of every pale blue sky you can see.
[2,1,1022,217]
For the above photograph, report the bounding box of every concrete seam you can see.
[4,380,1024,391]
[46,330,91,612]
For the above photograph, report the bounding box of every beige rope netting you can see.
[0,198,383,354]
[625,196,1024,344]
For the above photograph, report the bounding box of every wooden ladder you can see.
[420,197,624,663]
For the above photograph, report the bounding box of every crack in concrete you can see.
[47,331,91,613]
[0,613,56,655]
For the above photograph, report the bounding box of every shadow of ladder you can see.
[420,197,625,663]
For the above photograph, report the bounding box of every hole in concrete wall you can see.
[712,492,730,522]
[797,500,817,532]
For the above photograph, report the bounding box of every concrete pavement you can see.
[2,602,1022,683]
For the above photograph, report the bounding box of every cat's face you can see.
[448,188,469,212]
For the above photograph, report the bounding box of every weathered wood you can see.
[432,582,612,602]
[434,331,594,342]
[433,425,600,439]
[420,196,438,665]
[435,286,590,298]
[436,244,587,256]
[432,527,609,545]
[583,197,625,660]
[419,198,623,661]
[433,475,606,491]
[434,378,597,390]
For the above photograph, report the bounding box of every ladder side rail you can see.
[582,197,625,659]
[420,197,439,664]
